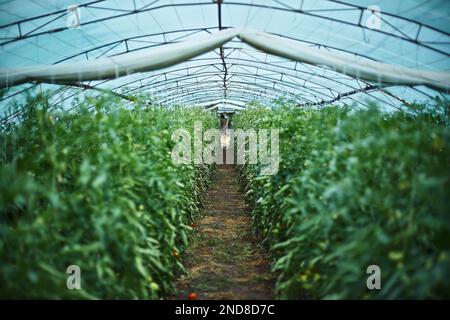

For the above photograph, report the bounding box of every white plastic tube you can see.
[0,27,449,91]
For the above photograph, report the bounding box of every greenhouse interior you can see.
[0,0,449,302]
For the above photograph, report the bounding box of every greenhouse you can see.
[0,0,449,302]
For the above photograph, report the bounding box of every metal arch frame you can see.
[0,49,404,115]
[78,89,277,111]
[198,99,247,109]
[155,86,288,104]
[154,87,371,109]
[134,79,306,100]
[58,92,277,117]
[113,68,337,101]
[56,89,278,114]
[144,82,372,109]
[45,76,290,109]
[77,50,375,97]
[52,27,223,64]
[110,49,366,82]
[161,95,292,108]
[116,73,372,109]
[216,0,228,98]
[67,80,370,110]
[123,72,350,102]
[0,2,442,114]
[0,28,434,105]
[54,76,313,108]
[56,86,362,115]
[41,56,397,111]
[0,0,448,56]
[98,56,398,107]
[53,65,356,108]
[139,78,314,102]
[160,95,272,108]
[46,52,362,107]
[158,91,278,107]
[139,80,312,104]
[13,26,387,102]
[47,29,382,106]
[109,55,356,93]
[48,25,439,107]
[156,90,278,106]
[52,28,382,65]
[0,84,279,126]
[97,89,280,112]
[93,39,416,109]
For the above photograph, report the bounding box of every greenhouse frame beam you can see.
[128,76,382,110]
[155,86,285,104]
[45,36,422,108]
[72,78,307,107]
[67,92,271,115]
[97,56,366,97]
[102,59,399,106]
[1,28,431,104]
[223,2,449,56]
[216,0,228,99]
[52,27,222,64]
[145,81,310,104]
[0,1,214,45]
[47,76,300,111]
[48,28,380,66]
[299,84,378,107]
[0,1,448,56]
[205,104,246,112]
[65,81,139,103]
[148,82,372,110]
[105,71,321,104]
[2,11,436,112]
[0,86,285,127]
[63,91,276,114]
[47,58,397,111]
[117,71,330,102]
[155,90,368,110]
[196,99,246,109]
[156,91,275,107]
[0,56,400,117]
[160,96,260,107]
[48,57,349,107]
[195,98,253,109]
[105,57,360,95]
[156,92,274,107]
[142,78,313,102]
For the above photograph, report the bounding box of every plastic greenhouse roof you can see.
[0,0,449,117]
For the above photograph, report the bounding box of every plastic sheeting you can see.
[1,28,449,91]
[0,28,240,88]
[239,30,450,92]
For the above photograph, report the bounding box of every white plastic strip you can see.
[0,28,449,91]
[0,28,241,88]
[238,30,450,91]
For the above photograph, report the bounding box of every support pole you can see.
[217,0,228,100]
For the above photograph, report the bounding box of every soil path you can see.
[174,164,275,300]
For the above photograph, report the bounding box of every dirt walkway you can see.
[174,164,275,300]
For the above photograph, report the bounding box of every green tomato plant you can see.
[234,100,450,299]
[0,92,215,299]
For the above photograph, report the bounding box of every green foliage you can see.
[0,92,215,299]
[234,101,450,299]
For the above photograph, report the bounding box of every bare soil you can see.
[173,164,275,300]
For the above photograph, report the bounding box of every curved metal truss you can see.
[0,0,448,116]
[47,50,408,110]
[1,1,448,53]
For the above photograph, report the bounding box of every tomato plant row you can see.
[234,100,450,299]
[0,92,216,298]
